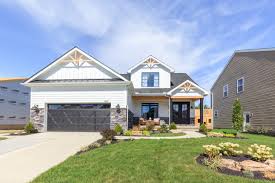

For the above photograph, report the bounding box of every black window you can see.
[8,116,16,119]
[141,72,159,87]
[141,103,159,120]
[19,117,26,119]
[0,116,4,119]
[19,103,26,106]
[0,99,4,103]
[0,86,8,91]
[214,110,218,118]
[245,113,250,123]
[11,89,19,93]
[8,101,16,105]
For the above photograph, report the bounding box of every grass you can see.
[0,130,24,134]
[150,132,185,137]
[0,137,7,141]
[32,133,275,183]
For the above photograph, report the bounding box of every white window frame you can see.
[237,77,244,93]
[243,111,251,131]
[214,110,218,118]
[223,84,228,97]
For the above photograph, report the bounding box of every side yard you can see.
[32,133,275,183]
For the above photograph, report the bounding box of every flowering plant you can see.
[247,144,273,161]
[203,145,221,159]
[218,142,243,156]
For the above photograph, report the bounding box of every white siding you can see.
[132,99,169,118]
[130,64,171,88]
[31,85,128,108]
[38,61,118,80]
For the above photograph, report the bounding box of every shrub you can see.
[218,142,243,156]
[100,129,116,140]
[247,144,273,161]
[202,145,221,159]
[159,124,169,133]
[199,124,208,134]
[232,99,243,132]
[124,130,132,136]
[114,124,123,135]
[203,156,221,170]
[142,130,150,136]
[169,122,177,130]
[223,134,236,138]
[24,122,38,134]
[146,121,155,131]
[222,129,237,135]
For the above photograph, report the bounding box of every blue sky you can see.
[1,0,275,105]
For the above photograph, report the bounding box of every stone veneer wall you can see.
[30,108,45,132]
[110,108,128,130]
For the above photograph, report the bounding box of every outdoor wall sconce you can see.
[116,104,121,113]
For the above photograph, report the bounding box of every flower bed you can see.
[197,142,275,181]
[207,129,245,139]
[114,123,185,137]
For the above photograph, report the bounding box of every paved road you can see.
[0,132,101,183]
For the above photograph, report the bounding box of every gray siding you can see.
[0,80,30,127]
[211,51,275,130]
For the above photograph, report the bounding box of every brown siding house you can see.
[211,49,275,131]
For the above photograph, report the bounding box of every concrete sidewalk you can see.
[114,130,206,140]
[0,132,101,183]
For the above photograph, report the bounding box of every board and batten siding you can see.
[31,85,128,108]
[130,64,171,88]
[212,51,275,130]
[37,62,118,80]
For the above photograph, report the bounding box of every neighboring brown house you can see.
[211,48,275,131]
[195,109,212,129]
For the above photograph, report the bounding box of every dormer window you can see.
[141,72,159,87]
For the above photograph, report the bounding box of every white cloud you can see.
[3,0,274,97]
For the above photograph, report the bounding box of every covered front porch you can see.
[131,80,208,128]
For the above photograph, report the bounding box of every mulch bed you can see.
[196,155,275,181]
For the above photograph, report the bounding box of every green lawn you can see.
[32,134,275,183]
[0,137,7,141]
[150,132,185,137]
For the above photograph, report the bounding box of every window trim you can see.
[214,110,218,118]
[223,84,228,97]
[237,77,244,93]
[141,103,159,119]
[141,72,159,87]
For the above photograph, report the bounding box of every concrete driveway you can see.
[0,132,101,183]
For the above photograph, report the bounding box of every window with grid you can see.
[237,78,244,93]
[141,72,159,87]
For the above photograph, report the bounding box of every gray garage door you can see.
[47,104,110,132]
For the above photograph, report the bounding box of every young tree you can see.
[232,99,243,132]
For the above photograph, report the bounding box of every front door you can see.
[172,102,190,124]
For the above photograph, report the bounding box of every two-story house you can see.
[23,47,208,132]
[211,48,275,131]
[0,78,30,129]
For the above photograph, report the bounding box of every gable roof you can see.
[167,79,209,96]
[211,47,275,91]
[127,55,175,73]
[24,47,129,84]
